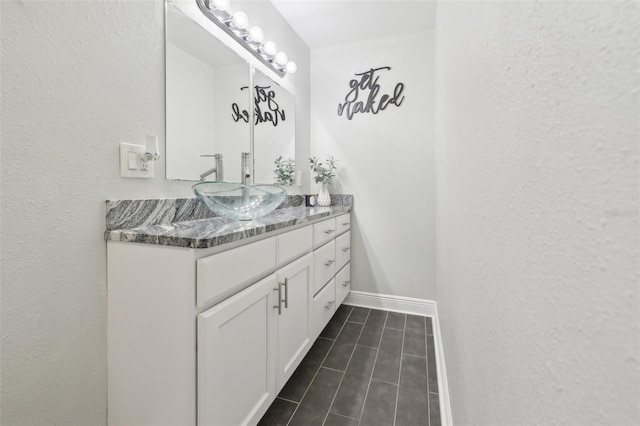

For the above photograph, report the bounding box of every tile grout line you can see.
[321,308,372,426]
[392,314,407,426]
[285,306,353,426]
[331,412,360,422]
[402,353,426,360]
[355,310,388,423]
[322,366,349,373]
[357,343,381,350]
[370,377,401,387]
[276,397,300,405]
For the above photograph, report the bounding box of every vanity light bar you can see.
[197,0,297,77]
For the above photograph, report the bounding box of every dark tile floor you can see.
[259,305,440,426]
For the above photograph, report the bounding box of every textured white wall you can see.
[311,32,436,299]
[435,2,640,425]
[0,1,309,424]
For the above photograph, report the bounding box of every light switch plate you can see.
[119,143,154,178]
[127,152,138,170]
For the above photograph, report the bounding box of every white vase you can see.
[317,183,331,206]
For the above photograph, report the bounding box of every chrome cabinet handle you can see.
[324,229,335,235]
[342,247,350,252]
[342,222,349,226]
[282,278,289,309]
[273,285,282,315]
[342,280,350,287]
[325,300,335,310]
[325,259,335,267]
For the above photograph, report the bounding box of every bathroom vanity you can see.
[105,197,352,426]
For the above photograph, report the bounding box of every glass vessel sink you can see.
[192,182,287,221]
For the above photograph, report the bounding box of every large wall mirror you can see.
[165,2,296,184]
[253,69,295,184]
[166,3,250,182]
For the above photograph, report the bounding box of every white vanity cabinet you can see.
[107,212,350,426]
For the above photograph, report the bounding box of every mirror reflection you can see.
[165,4,250,182]
[253,69,296,184]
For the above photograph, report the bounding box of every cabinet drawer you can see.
[313,240,336,295]
[197,237,277,307]
[313,218,337,248]
[310,278,336,340]
[277,226,312,266]
[335,231,351,271]
[336,213,351,235]
[335,263,350,306]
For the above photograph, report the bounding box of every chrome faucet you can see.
[199,153,224,181]
[240,152,251,185]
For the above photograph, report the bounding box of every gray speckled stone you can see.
[279,194,305,208]
[329,194,353,207]
[105,196,352,249]
[106,194,353,231]
[105,198,212,231]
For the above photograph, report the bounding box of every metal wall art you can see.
[337,66,405,120]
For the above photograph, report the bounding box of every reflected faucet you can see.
[241,152,251,185]
[199,154,224,181]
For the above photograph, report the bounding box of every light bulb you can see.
[285,61,297,74]
[231,11,249,29]
[261,41,277,57]
[247,26,264,44]
[274,51,288,66]
[207,0,229,11]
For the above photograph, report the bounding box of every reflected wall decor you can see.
[231,84,287,127]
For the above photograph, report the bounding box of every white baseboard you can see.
[432,305,453,426]
[344,290,437,316]
[343,291,453,426]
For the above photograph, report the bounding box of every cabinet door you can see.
[198,274,278,426]
[275,253,313,391]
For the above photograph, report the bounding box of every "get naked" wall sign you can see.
[337,66,405,120]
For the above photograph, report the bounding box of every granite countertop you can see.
[104,195,353,249]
